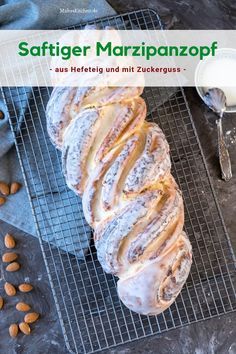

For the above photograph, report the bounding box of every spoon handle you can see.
[216,118,232,181]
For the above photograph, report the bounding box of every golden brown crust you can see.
[117,232,192,315]
[47,84,192,316]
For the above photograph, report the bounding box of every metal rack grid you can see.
[2,8,236,354]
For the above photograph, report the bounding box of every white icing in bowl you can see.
[195,48,236,112]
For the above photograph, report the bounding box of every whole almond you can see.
[18,283,33,293]
[4,282,16,296]
[0,182,9,196]
[10,182,21,195]
[0,196,6,206]
[19,322,31,335]
[4,233,16,249]
[2,252,18,263]
[6,261,20,272]
[24,312,39,324]
[16,302,31,312]
[0,296,4,310]
[9,324,18,338]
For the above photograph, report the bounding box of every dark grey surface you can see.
[0,221,65,354]
[0,1,236,353]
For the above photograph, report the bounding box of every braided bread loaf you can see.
[46,86,192,315]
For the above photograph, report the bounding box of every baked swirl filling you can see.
[47,66,192,316]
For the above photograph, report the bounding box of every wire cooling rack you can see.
[2,8,236,354]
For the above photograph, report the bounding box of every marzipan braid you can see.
[46,85,192,315]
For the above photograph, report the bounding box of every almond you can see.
[19,322,31,335]
[10,182,21,195]
[2,252,18,263]
[4,282,16,296]
[9,324,18,338]
[24,312,39,324]
[6,261,20,272]
[0,110,4,120]
[0,182,9,196]
[4,233,16,249]
[0,196,6,206]
[18,283,33,293]
[16,302,31,312]
[0,296,4,310]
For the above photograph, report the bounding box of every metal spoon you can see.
[203,88,232,181]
